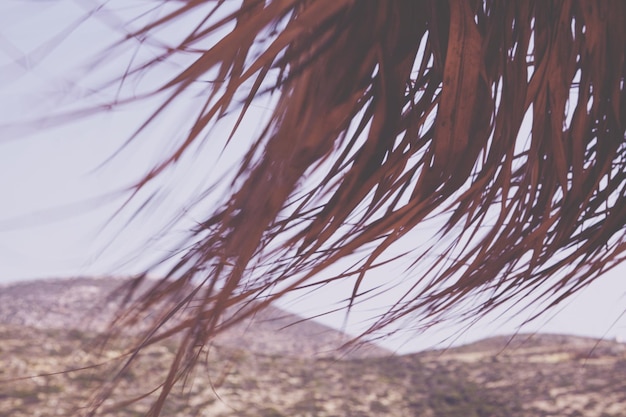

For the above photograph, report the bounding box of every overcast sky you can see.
[1,1,625,354]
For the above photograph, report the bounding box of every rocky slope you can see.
[0,276,388,358]
[1,278,625,417]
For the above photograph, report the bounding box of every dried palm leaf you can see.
[64,1,626,415]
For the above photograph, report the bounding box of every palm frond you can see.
[69,1,626,414]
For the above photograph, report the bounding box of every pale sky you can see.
[1,1,625,354]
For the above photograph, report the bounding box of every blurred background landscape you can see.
[1,276,625,417]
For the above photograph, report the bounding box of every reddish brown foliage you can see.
[59,1,626,415]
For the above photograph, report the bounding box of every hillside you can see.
[1,278,625,417]
[0,276,388,358]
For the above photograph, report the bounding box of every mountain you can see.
[1,277,625,417]
[0,276,389,358]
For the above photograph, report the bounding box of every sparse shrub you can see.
[369,399,390,413]
[259,407,286,417]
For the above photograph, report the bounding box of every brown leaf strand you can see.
[56,1,626,415]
